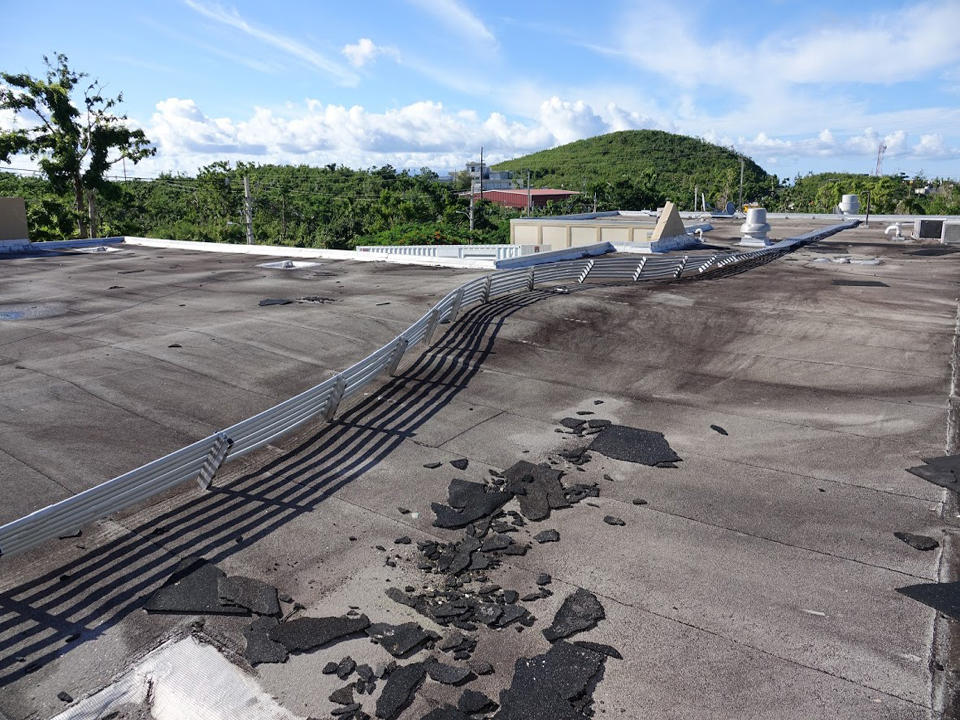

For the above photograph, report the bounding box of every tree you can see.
[0,53,154,238]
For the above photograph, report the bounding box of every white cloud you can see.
[730,127,960,164]
[182,0,359,85]
[138,95,675,174]
[342,38,382,68]
[406,0,497,47]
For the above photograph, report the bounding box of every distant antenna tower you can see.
[874,142,887,176]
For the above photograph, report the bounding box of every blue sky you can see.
[2,0,959,179]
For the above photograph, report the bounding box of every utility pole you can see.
[738,158,744,211]
[479,146,484,201]
[243,175,255,245]
[468,190,475,232]
[694,185,698,212]
[526,170,531,216]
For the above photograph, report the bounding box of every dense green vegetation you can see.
[3,131,958,246]
[773,172,960,215]
[496,130,960,216]
[494,130,775,211]
[0,163,513,246]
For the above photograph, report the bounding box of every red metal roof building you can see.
[461,188,580,209]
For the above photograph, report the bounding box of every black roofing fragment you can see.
[424,462,443,469]
[632,498,648,506]
[243,616,289,665]
[432,479,513,529]
[57,691,73,703]
[586,419,611,429]
[439,535,482,575]
[376,661,428,719]
[897,581,960,621]
[330,685,355,705]
[504,461,568,521]
[493,641,606,720]
[481,534,513,552]
[268,613,370,653]
[603,516,625,526]
[367,622,438,658]
[426,661,473,685]
[534,529,560,544]
[451,458,469,470]
[589,425,681,466]
[459,689,498,714]
[332,702,361,716]
[337,656,357,679]
[559,417,586,430]
[542,589,606,642]
[259,297,293,306]
[144,557,248,615]
[894,531,939,551]
[710,424,728,436]
[421,707,469,720]
[218,575,280,616]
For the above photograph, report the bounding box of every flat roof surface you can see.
[1,219,958,719]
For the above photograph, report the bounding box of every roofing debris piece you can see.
[493,641,612,720]
[894,532,940,551]
[217,575,281,616]
[504,461,569,521]
[366,622,440,658]
[330,684,356,705]
[258,297,293,306]
[458,689,498,714]
[710,424,728,436]
[144,557,249,615]
[376,661,427,720]
[426,660,474,685]
[542,589,606,642]
[432,479,514,529]
[588,425,682,466]
[243,616,289,665]
[534,529,560,544]
[267,613,371,653]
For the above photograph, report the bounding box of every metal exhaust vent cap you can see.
[257,259,321,269]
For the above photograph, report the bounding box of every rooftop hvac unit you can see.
[914,219,944,240]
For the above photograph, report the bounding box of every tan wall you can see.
[570,227,597,247]
[600,227,631,243]
[0,197,29,243]
[541,226,567,249]
[513,225,540,245]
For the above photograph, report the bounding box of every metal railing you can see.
[355,244,533,261]
[0,221,857,557]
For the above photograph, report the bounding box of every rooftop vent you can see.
[257,260,321,270]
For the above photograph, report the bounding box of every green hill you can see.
[493,129,774,211]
